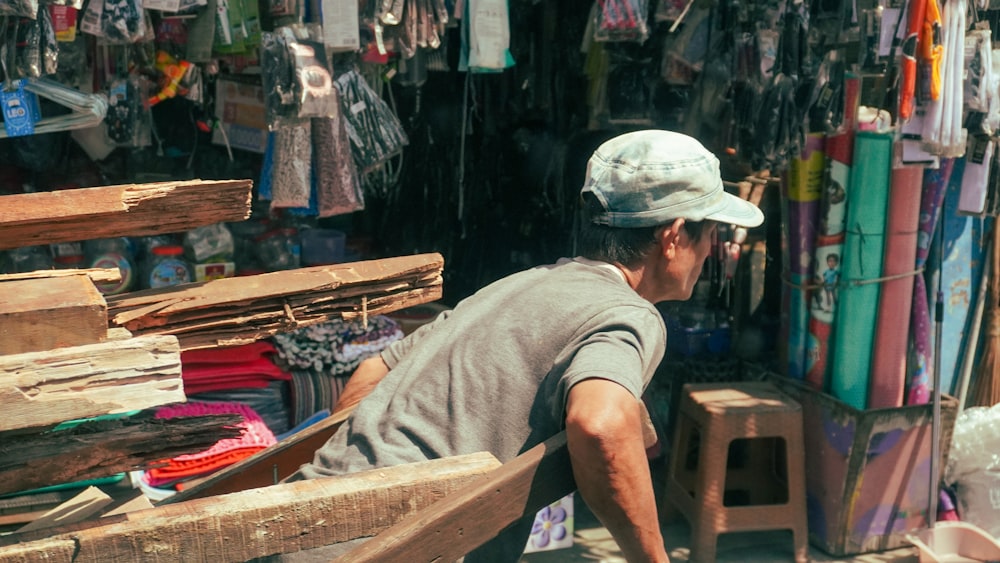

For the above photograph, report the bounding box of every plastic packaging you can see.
[943,403,1000,537]
[141,244,192,289]
[183,223,234,263]
[254,227,300,270]
[85,237,136,295]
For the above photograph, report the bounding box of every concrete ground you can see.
[520,498,920,563]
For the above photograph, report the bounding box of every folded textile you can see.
[181,343,292,395]
[144,402,276,487]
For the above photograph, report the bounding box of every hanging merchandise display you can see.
[261,24,337,127]
[830,130,893,410]
[364,0,448,60]
[311,113,365,218]
[898,0,926,121]
[0,0,37,17]
[335,68,408,174]
[0,5,58,79]
[920,0,965,157]
[593,0,650,44]
[459,0,515,72]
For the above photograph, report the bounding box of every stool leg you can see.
[688,430,727,562]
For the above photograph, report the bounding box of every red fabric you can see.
[180,342,291,395]
[145,402,276,487]
[181,341,278,364]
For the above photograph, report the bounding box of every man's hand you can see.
[566,379,669,562]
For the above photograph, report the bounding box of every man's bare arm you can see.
[332,356,390,414]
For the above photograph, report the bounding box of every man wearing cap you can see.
[287,130,764,562]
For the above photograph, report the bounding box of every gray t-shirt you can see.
[292,257,666,479]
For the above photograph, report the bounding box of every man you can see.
[288,130,764,562]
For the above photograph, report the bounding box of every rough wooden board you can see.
[17,487,113,534]
[101,254,444,351]
[337,432,576,563]
[0,413,243,495]
[0,452,502,563]
[0,334,184,433]
[0,268,121,285]
[0,179,253,250]
[0,276,108,355]
[106,253,444,317]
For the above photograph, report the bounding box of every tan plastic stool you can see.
[664,381,809,562]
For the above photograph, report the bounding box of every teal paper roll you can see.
[830,132,893,409]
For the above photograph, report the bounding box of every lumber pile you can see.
[106,252,445,350]
[0,452,502,562]
[0,179,253,250]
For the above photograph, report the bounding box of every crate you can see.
[771,376,958,557]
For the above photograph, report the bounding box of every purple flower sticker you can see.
[530,504,568,549]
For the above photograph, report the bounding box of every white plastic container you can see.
[907,521,1000,563]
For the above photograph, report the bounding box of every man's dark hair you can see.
[577,193,708,267]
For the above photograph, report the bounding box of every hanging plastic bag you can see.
[269,118,313,209]
[260,30,299,128]
[284,24,337,119]
[0,0,38,18]
[335,68,408,174]
[964,28,991,114]
[312,112,365,218]
[593,0,650,44]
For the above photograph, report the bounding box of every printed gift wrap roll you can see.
[784,134,825,380]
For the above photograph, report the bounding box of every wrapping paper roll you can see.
[805,75,859,391]
[805,162,849,390]
[868,165,924,408]
[784,134,825,380]
[907,159,955,405]
[830,131,893,409]
[935,158,988,396]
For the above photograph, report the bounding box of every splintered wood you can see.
[105,253,445,350]
[0,413,244,496]
[0,334,184,433]
[0,179,253,250]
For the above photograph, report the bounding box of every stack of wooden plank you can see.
[105,253,445,350]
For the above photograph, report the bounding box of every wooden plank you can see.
[159,404,356,504]
[0,179,253,250]
[0,334,184,433]
[337,432,576,563]
[0,413,243,495]
[0,268,121,285]
[16,487,113,534]
[0,452,502,563]
[103,254,444,351]
[0,276,108,355]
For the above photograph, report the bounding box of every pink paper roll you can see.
[868,165,924,408]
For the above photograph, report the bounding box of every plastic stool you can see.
[664,381,808,562]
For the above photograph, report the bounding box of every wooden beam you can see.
[0,334,184,433]
[0,452,502,563]
[0,412,243,496]
[0,179,253,250]
[0,275,108,355]
[337,432,576,562]
[158,405,355,504]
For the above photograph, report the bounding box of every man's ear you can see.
[659,218,685,259]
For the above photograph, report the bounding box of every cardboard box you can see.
[772,376,958,556]
[212,75,268,154]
